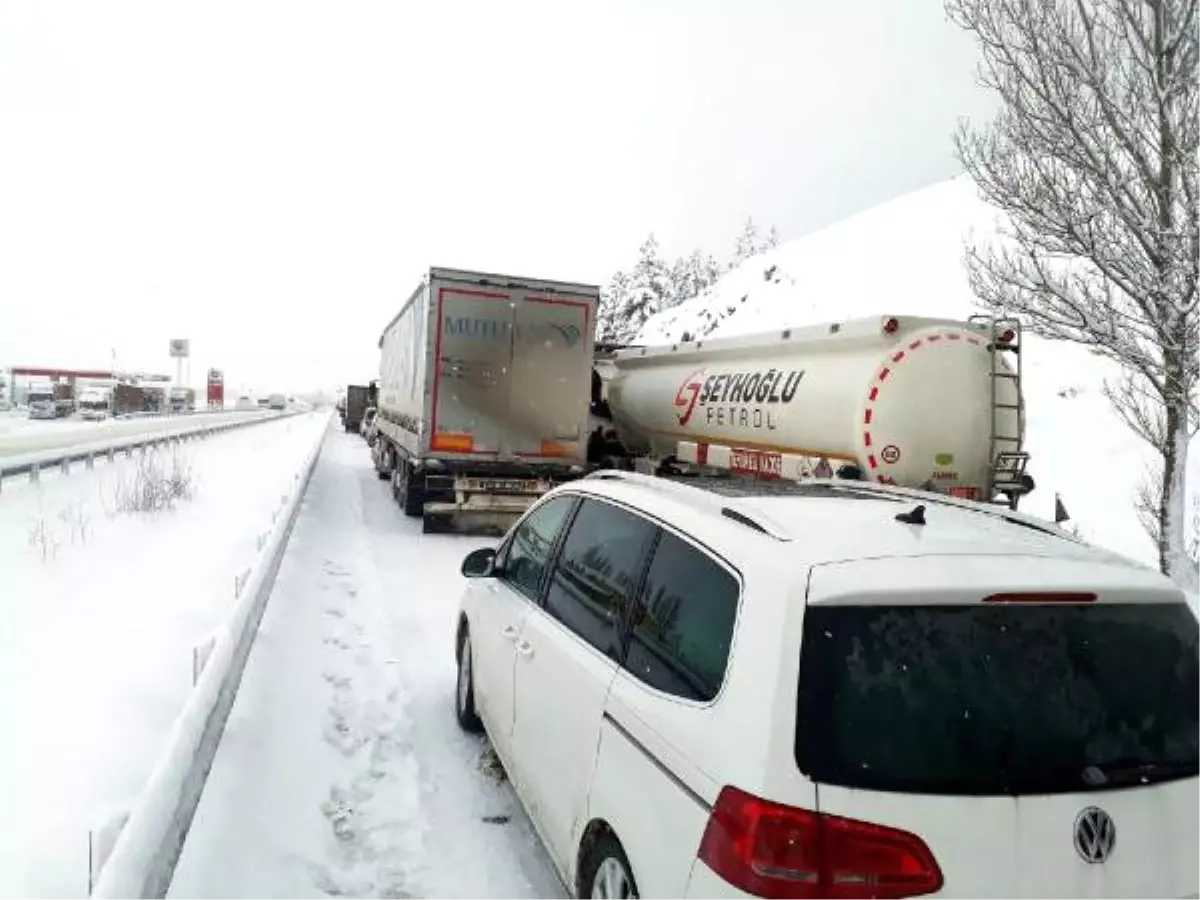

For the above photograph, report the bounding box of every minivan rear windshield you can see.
[797,602,1199,796]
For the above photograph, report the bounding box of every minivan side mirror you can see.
[461,547,497,578]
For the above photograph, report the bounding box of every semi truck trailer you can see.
[372,266,599,533]
[344,384,370,432]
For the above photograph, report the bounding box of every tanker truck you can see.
[372,266,599,534]
[592,314,1033,509]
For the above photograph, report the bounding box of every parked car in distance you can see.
[453,470,1199,899]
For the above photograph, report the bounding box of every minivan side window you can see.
[497,495,576,601]
[543,498,655,660]
[625,531,739,702]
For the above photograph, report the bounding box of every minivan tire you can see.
[580,832,639,899]
[455,631,483,733]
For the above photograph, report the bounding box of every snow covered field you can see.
[638,174,1198,583]
[0,409,267,459]
[0,411,328,898]
[168,427,561,899]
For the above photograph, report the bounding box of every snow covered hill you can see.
[636,174,1197,581]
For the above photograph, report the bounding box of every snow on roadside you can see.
[169,427,562,900]
[0,412,329,899]
[637,174,1198,578]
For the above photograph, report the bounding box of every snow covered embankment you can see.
[90,416,329,899]
[0,412,329,898]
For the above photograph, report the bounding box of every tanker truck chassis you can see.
[588,314,1034,510]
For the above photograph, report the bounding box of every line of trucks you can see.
[362,266,1036,534]
[25,382,198,420]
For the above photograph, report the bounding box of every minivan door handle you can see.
[501,625,519,641]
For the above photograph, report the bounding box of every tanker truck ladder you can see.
[972,314,1032,510]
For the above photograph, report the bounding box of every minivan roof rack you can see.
[583,469,791,540]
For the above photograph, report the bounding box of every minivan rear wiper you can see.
[1082,759,1199,788]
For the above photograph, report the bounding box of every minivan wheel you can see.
[455,631,483,733]
[582,834,638,899]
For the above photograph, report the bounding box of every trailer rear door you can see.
[431,284,516,456]
[508,291,593,460]
[430,281,595,462]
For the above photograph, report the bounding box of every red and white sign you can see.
[730,448,782,479]
[206,368,225,407]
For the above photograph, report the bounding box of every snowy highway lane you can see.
[169,428,563,899]
[0,412,329,899]
[0,410,273,459]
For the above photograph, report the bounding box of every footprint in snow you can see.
[310,863,379,899]
[322,672,352,690]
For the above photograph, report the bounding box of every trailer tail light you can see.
[431,432,474,452]
[882,317,900,334]
[697,786,943,899]
[983,591,1097,603]
[999,328,1016,343]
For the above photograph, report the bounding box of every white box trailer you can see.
[373,266,599,533]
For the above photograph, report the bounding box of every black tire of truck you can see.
[394,462,425,517]
[375,441,392,480]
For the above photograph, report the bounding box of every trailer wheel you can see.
[376,443,392,481]
[403,467,425,518]
[394,462,425,518]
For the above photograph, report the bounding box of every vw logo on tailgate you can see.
[1073,806,1117,863]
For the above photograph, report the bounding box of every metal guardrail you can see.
[0,411,300,492]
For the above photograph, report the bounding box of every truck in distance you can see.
[168,386,196,414]
[78,387,113,420]
[372,266,599,533]
[344,384,370,433]
[27,381,58,420]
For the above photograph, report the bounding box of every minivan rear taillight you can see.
[697,786,943,899]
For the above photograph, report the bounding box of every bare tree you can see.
[947,0,1199,584]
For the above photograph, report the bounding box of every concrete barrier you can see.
[89,418,327,898]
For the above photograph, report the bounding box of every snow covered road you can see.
[168,428,563,899]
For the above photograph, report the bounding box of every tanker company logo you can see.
[443,317,582,348]
[674,366,805,429]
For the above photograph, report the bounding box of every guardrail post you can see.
[107,447,115,463]
[61,456,70,475]
[30,463,39,483]
[86,453,95,471]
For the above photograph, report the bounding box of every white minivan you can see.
[454,470,1199,899]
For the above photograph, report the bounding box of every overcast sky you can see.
[0,1,994,395]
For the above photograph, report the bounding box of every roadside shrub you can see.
[115,444,197,514]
